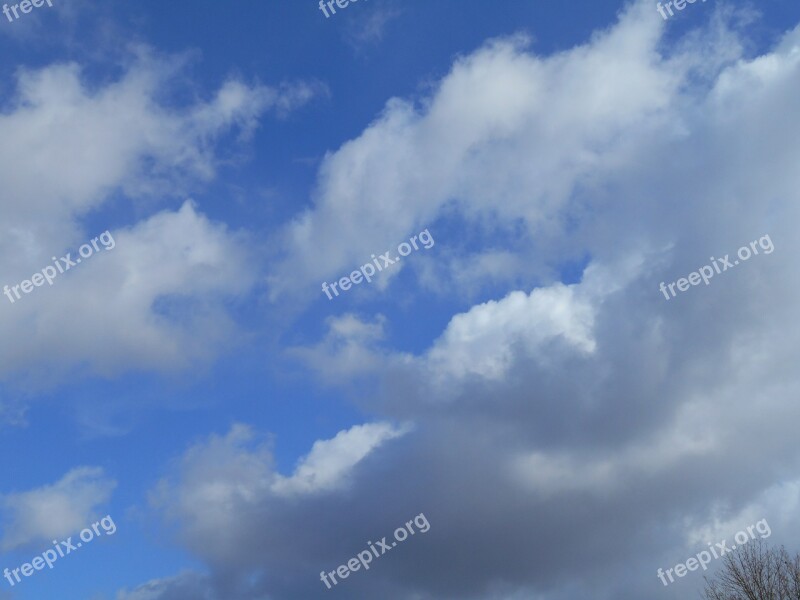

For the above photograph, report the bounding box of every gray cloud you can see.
[122,1,800,598]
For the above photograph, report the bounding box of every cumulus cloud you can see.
[267,0,676,301]
[0,50,278,226]
[150,422,409,566]
[272,422,410,495]
[1,201,256,381]
[124,2,800,599]
[0,467,115,550]
[425,283,597,381]
[293,256,641,394]
[0,49,321,387]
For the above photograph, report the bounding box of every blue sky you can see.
[2,1,800,599]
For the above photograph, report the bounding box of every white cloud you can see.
[272,422,410,495]
[288,313,389,382]
[1,200,256,380]
[0,50,322,386]
[267,1,676,301]
[0,51,273,226]
[0,467,115,550]
[426,284,596,381]
[293,256,643,390]
[151,424,273,539]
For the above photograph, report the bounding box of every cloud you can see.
[123,2,800,599]
[116,572,215,600]
[150,422,409,566]
[267,0,674,302]
[292,256,641,394]
[1,200,256,382]
[0,49,322,388]
[272,422,411,495]
[424,282,598,381]
[288,313,389,382]
[0,467,115,550]
[0,49,279,225]
[344,2,403,48]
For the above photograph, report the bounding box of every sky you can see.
[1,0,800,598]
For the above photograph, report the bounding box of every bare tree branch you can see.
[701,541,800,600]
